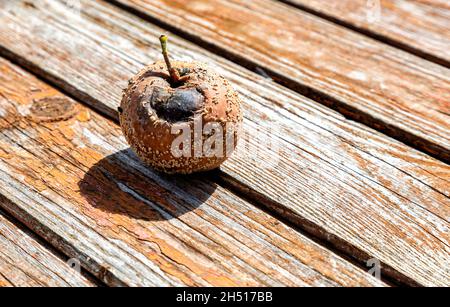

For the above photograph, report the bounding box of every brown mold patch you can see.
[29,97,77,123]
[0,108,20,132]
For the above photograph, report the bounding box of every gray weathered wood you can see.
[283,0,450,66]
[0,207,94,287]
[0,0,448,286]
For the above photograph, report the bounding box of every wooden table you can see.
[0,0,448,287]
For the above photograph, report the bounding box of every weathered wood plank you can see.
[0,274,13,287]
[0,0,448,286]
[0,58,384,287]
[109,0,450,162]
[283,0,450,67]
[0,207,94,287]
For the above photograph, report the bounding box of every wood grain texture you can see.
[0,58,384,287]
[0,0,448,286]
[283,0,450,66]
[109,0,450,162]
[0,208,94,287]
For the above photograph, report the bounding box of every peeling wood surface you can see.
[284,0,450,66]
[0,58,385,287]
[0,0,448,286]
[109,0,450,162]
[0,208,94,287]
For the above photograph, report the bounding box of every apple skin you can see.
[119,60,243,174]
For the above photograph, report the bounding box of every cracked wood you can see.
[109,0,450,162]
[0,207,94,287]
[284,0,450,66]
[0,58,384,286]
[0,0,448,286]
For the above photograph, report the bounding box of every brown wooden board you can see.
[0,58,385,286]
[283,0,450,67]
[0,207,94,287]
[0,0,448,286]
[108,0,450,162]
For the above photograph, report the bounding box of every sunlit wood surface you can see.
[0,0,448,287]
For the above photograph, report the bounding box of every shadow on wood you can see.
[78,149,217,221]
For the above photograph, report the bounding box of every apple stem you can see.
[159,35,181,83]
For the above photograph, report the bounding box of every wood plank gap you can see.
[0,205,104,287]
[0,51,415,286]
[0,50,392,285]
[215,172,411,287]
[1,0,447,286]
[0,57,386,287]
[278,0,450,69]
[0,271,13,287]
[0,45,118,123]
[0,192,129,287]
[105,0,450,164]
[0,199,98,287]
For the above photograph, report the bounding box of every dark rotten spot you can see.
[150,87,204,122]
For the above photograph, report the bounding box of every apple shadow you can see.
[78,148,218,221]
